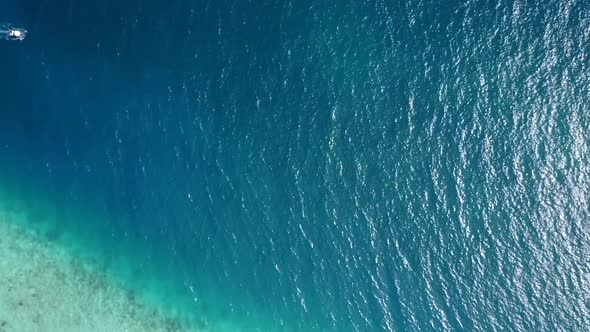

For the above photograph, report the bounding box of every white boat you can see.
[1,24,27,41]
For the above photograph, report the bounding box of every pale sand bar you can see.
[0,210,197,332]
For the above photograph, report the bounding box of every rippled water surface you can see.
[1,0,589,330]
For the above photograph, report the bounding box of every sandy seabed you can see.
[0,210,196,332]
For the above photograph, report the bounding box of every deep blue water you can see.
[1,0,590,330]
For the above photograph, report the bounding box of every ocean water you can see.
[1,0,590,330]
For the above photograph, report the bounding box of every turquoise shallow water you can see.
[1,0,590,330]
